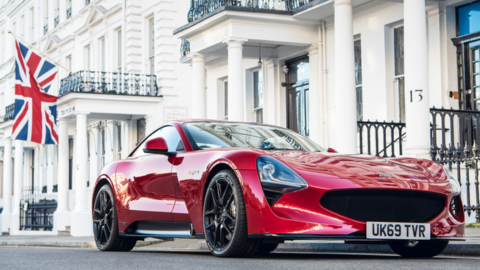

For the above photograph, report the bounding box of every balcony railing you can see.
[59,71,159,97]
[54,16,60,27]
[66,7,72,19]
[43,24,48,35]
[187,0,315,23]
[181,39,191,57]
[86,0,91,5]
[4,103,15,121]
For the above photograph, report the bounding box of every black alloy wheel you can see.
[93,184,137,251]
[203,169,261,257]
[93,188,114,246]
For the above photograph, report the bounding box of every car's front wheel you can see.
[389,240,449,257]
[203,169,261,257]
[93,184,137,251]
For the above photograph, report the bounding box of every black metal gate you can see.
[19,187,57,231]
[430,107,480,222]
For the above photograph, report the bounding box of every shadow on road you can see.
[131,249,457,261]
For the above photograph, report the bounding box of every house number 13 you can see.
[410,90,423,102]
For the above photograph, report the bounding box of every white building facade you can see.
[0,0,479,236]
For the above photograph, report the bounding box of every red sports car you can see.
[92,120,464,257]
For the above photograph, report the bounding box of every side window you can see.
[131,126,184,157]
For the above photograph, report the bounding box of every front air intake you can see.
[320,189,446,223]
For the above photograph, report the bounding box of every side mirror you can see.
[327,148,338,153]
[143,137,169,155]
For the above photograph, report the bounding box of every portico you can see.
[175,0,433,157]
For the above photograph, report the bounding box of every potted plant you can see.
[52,184,58,193]
[42,185,47,194]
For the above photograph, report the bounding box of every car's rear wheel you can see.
[389,240,449,257]
[93,184,137,251]
[203,169,261,257]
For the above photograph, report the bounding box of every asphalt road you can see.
[0,246,479,270]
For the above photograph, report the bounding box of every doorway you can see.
[285,56,309,137]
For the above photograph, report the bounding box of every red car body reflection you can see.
[93,120,465,241]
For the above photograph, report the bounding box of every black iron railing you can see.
[181,39,190,57]
[430,107,480,222]
[54,16,59,27]
[43,24,48,35]
[187,0,290,23]
[4,103,15,121]
[59,71,159,97]
[186,0,317,23]
[66,7,72,19]
[86,0,91,5]
[19,187,57,231]
[357,120,406,158]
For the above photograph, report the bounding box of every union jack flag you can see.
[12,39,59,144]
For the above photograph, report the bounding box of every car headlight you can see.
[256,156,308,193]
[443,166,461,196]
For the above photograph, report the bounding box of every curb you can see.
[274,241,480,257]
[0,239,163,249]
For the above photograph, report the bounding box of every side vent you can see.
[264,190,283,206]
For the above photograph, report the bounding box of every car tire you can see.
[93,184,137,252]
[256,242,280,254]
[389,240,449,257]
[203,169,261,257]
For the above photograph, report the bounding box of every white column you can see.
[263,59,278,125]
[404,0,431,158]
[334,0,357,153]
[10,140,23,235]
[71,112,91,236]
[191,54,206,119]
[307,44,322,145]
[121,121,130,159]
[145,115,155,135]
[1,137,12,234]
[226,40,246,121]
[54,119,70,231]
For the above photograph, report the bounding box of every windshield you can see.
[183,122,325,152]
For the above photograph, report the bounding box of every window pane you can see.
[253,70,263,109]
[137,119,146,145]
[354,40,362,86]
[356,86,363,121]
[224,81,228,119]
[101,39,105,71]
[118,30,122,72]
[296,61,309,82]
[458,2,480,36]
[398,77,406,122]
[394,27,405,76]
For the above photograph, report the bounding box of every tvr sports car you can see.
[92,120,465,257]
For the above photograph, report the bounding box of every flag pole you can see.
[8,31,102,93]
[8,31,72,73]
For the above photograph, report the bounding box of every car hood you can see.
[267,151,448,190]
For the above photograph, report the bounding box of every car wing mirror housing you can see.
[327,148,338,153]
[143,137,172,155]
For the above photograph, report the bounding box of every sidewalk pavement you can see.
[0,235,162,248]
[1,228,480,256]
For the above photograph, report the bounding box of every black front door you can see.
[286,56,309,137]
